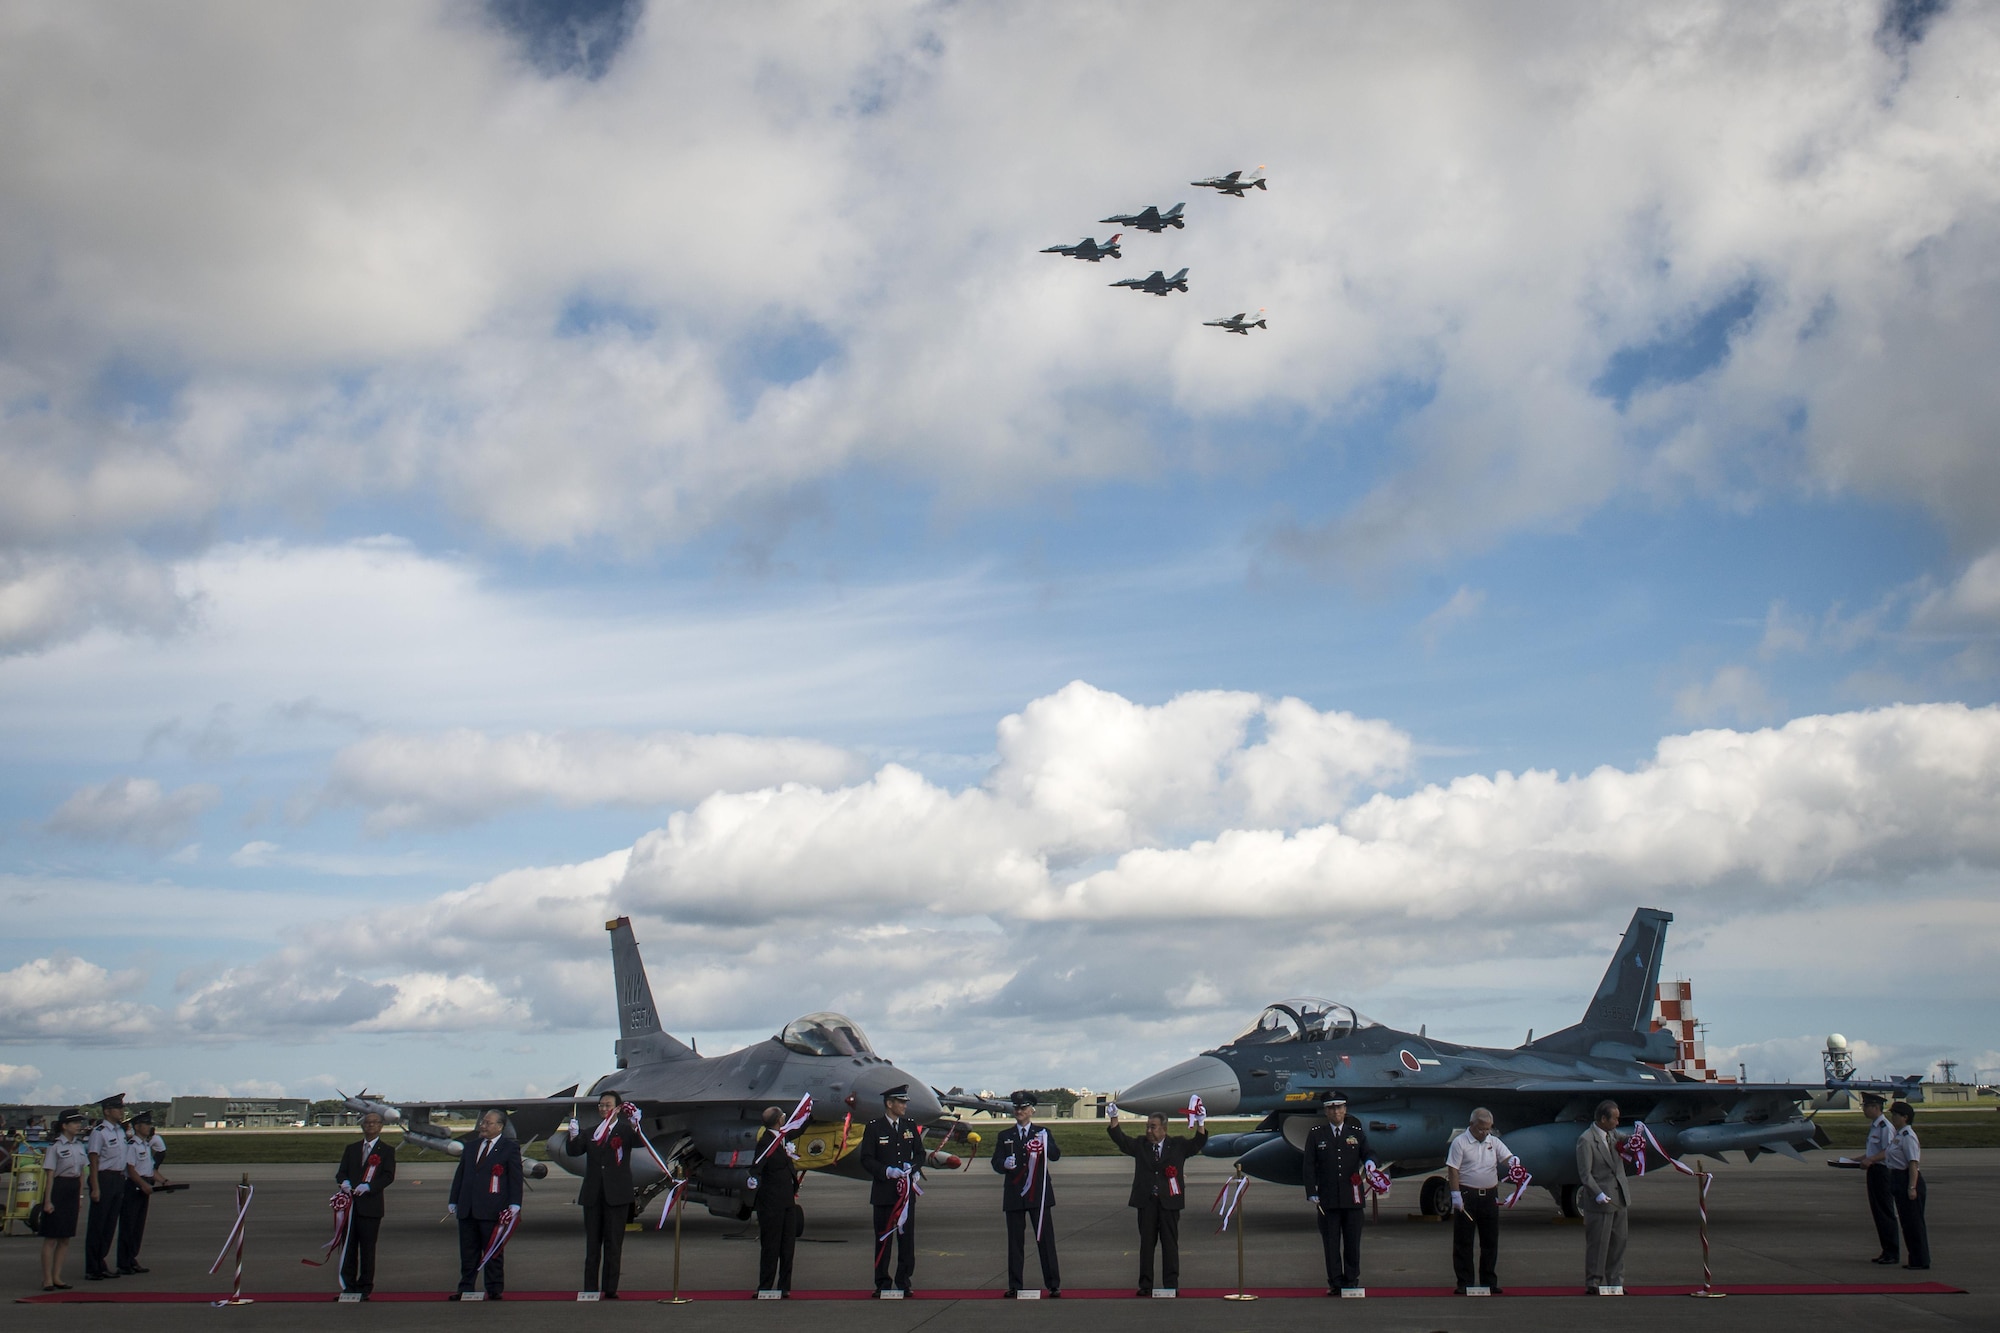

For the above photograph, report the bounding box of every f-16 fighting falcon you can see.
[1204,310,1266,335]
[1111,267,1189,296]
[1191,167,1266,196]
[1040,234,1122,262]
[1117,908,1827,1217]
[1101,202,1185,232]
[357,919,972,1225]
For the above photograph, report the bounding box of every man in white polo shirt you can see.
[1445,1108,1513,1294]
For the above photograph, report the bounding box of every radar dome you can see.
[1827,1034,1848,1050]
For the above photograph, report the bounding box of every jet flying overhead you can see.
[1191,167,1267,197]
[1204,310,1267,335]
[1101,202,1186,233]
[1117,908,1826,1217]
[361,918,973,1222]
[1111,267,1189,296]
[1040,234,1122,262]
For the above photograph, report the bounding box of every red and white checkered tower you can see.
[1650,980,1736,1083]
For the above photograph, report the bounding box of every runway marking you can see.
[16,1281,1967,1303]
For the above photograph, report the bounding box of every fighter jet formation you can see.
[1040,168,1268,333]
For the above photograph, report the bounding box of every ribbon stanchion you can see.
[1616,1123,1725,1298]
[1690,1158,1722,1299]
[1213,1165,1255,1300]
[207,1174,256,1306]
[659,1176,692,1304]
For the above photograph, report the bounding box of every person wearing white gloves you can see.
[565,1092,638,1298]
[448,1110,524,1300]
[992,1091,1062,1297]
[333,1111,396,1298]
[1444,1108,1512,1294]
[858,1085,925,1295]
[1574,1101,1629,1293]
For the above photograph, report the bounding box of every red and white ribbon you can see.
[877,1170,922,1245]
[207,1182,256,1275]
[1618,1121,1699,1179]
[1185,1094,1206,1126]
[1212,1174,1249,1232]
[1018,1128,1050,1239]
[301,1189,350,1267]
[1362,1159,1392,1197]
[653,1178,688,1230]
[1502,1157,1532,1208]
[757,1094,813,1164]
[477,1208,519,1269]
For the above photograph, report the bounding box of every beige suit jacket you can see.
[1575,1124,1630,1208]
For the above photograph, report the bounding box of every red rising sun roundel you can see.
[1400,1049,1422,1073]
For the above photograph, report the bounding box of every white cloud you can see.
[1418,586,1485,651]
[1910,548,2000,633]
[324,726,863,830]
[0,955,155,1042]
[2,5,1997,619]
[0,551,193,657]
[0,1062,42,1096]
[45,777,219,849]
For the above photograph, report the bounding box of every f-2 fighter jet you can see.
[1192,167,1267,197]
[1040,234,1122,262]
[1204,310,1267,335]
[1100,202,1186,233]
[1111,267,1189,296]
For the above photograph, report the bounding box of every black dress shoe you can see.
[1491,1286,1504,1295]
[1872,1256,1901,1265]
[1586,1285,1600,1294]
[489,1293,506,1300]
[1136,1289,1149,1298]
[1048,1290,1062,1299]
[1454,1286,1467,1295]
[84,1274,109,1282]
[448,1293,463,1301]
[604,1292,620,1299]
[1003,1290,1018,1298]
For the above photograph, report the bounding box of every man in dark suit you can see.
[751,1105,803,1294]
[1300,1092,1370,1292]
[857,1085,925,1294]
[334,1111,396,1298]
[564,1093,637,1298]
[993,1091,1062,1297]
[448,1110,523,1300]
[1107,1105,1207,1295]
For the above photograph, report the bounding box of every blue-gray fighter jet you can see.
[1112,267,1189,296]
[1191,167,1266,196]
[1101,202,1186,232]
[360,918,979,1222]
[1116,908,1826,1216]
[1041,234,1122,261]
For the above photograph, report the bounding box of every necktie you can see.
[478,1139,489,1165]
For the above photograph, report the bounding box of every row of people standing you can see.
[35,1094,171,1292]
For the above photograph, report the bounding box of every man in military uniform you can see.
[334,1110,396,1298]
[1107,1105,1208,1295]
[83,1094,133,1281]
[1855,1092,1901,1263]
[751,1105,803,1295]
[858,1085,925,1295]
[565,1093,637,1298]
[993,1090,1062,1297]
[1301,1092,1370,1292]
[116,1110,170,1275]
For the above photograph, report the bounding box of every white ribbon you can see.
[1211,1174,1249,1232]
[207,1183,256,1275]
[757,1093,814,1164]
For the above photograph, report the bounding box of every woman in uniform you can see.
[41,1109,89,1291]
[1886,1101,1930,1270]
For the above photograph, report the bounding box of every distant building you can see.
[166,1096,310,1128]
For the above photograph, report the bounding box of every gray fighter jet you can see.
[1191,167,1266,197]
[1101,202,1186,233]
[366,918,975,1220]
[1111,267,1189,296]
[1204,310,1267,335]
[1041,233,1122,262]
[1116,908,1826,1217]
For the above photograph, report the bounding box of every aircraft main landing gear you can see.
[1555,1183,1582,1218]
[1419,1175,1451,1217]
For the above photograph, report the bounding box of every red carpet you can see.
[18,1281,1965,1302]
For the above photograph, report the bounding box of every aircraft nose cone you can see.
[1118,1055,1240,1115]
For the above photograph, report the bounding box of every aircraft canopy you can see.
[1233,997,1378,1046]
[779,1012,876,1057]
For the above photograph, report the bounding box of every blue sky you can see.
[3,0,1998,1106]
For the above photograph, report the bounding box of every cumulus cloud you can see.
[47,688,2000,1084]
[3,4,1998,629]
[0,955,155,1043]
[0,551,194,657]
[0,1062,42,1096]
[45,777,219,850]
[325,727,864,830]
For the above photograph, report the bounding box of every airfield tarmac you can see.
[8,1150,1987,1330]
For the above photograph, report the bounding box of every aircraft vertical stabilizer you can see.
[1523,907,1675,1057]
[607,916,696,1068]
